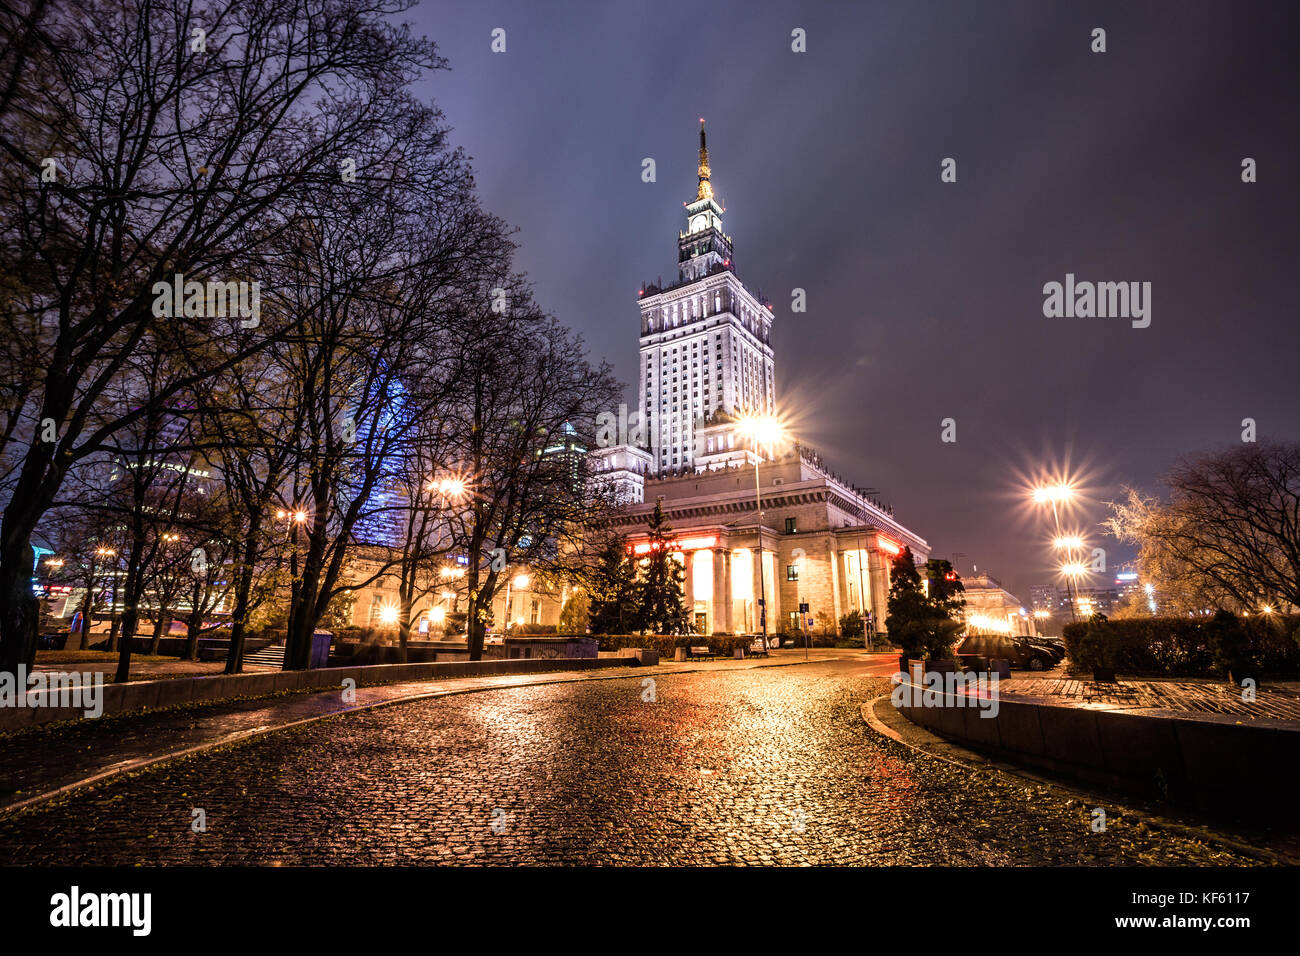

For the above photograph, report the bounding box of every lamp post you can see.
[855,528,870,651]
[1052,535,1086,621]
[1032,483,1079,622]
[737,414,784,646]
[502,571,530,638]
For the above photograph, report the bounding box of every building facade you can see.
[635,122,775,474]
[960,573,1034,636]
[595,124,931,637]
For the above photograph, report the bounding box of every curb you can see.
[861,695,1295,866]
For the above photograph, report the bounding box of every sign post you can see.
[799,602,810,659]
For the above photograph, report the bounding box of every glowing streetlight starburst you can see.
[1032,484,1075,505]
[736,413,785,448]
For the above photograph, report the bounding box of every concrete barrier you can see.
[0,656,636,732]
[894,678,1300,812]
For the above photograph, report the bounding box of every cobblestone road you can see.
[0,659,1262,865]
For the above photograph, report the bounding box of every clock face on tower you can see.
[692,215,707,233]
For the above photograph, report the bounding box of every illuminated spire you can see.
[696,118,712,201]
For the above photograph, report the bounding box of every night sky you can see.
[410,0,1299,600]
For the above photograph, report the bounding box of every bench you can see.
[688,645,716,660]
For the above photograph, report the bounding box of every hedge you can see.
[1062,614,1300,677]
[595,633,761,657]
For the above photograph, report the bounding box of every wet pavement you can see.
[0,653,838,811]
[0,657,1262,865]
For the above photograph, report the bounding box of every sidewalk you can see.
[0,650,839,815]
[997,674,1300,722]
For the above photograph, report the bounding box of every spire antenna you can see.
[696,118,712,201]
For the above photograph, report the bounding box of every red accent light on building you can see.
[878,537,901,556]
[631,535,717,556]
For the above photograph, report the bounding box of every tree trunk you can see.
[468,589,490,662]
[224,534,261,674]
[148,613,169,655]
[184,612,202,660]
[73,613,90,651]
[113,543,147,683]
[115,604,139,683]
[285,610,315,670]
[0,541,40,676]
[396,585,413,664]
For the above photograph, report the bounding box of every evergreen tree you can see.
[885,548,967,660]
[921,558,967,659]
[558,589,590,634]
[587,534,637,634]
[885,547,930,657]
[636,501,694,635]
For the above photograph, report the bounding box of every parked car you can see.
[1032,637,1066,663]
[958,634,1057,671]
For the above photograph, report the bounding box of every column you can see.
[867,549,890,632]
[712,548,731,634]
[765,546,780,636]
[682,551,695,614]
[828,537,843,626]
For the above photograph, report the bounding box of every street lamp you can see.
[736,414,785,645]
[1060,561,1090,620]
[503,572,531,635]
[1033,482,1080,620]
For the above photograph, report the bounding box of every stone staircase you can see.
[243,643,286,667]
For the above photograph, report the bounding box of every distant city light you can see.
[968,613,1013,634]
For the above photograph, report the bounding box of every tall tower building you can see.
[636,122,775,475]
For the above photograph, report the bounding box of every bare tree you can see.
[0,0,442,674]
[447,285,621,661]
[1107,442,1300,613]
